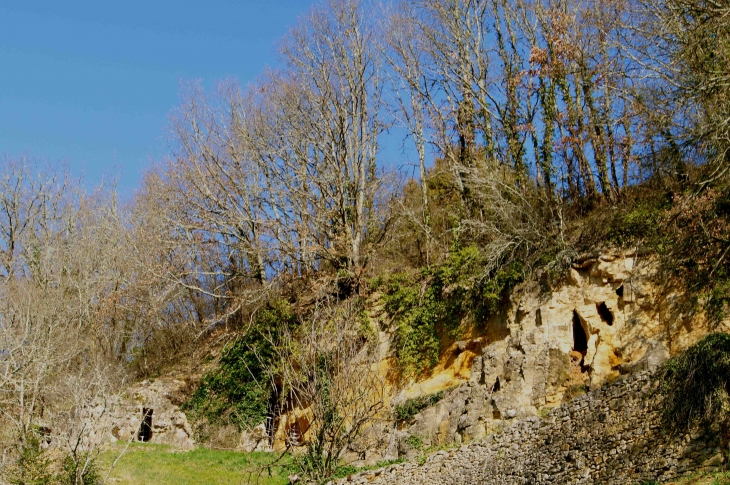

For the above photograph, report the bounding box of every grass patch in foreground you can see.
[663,470,730,484]
[97,443,290,485]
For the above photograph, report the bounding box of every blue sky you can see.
[0,0,317,198]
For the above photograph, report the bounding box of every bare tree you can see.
[0,160,133,481]
[268,296,385,481]
[275,0,389,280]
[625,0,730,182]
[383,2,432,223]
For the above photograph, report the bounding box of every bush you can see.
[183,301,296,435]
[4,434,55,485]
[382,271,444,377]
[381,246,522,377]
[604,200,666,248]
[394,391,445,423]
[3,436,102,485]
[655,332,730,432]
[58,454,101,485]
[404,435,423,451]
[661,187,730,324]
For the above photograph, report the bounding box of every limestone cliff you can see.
[350,250,730,463]
[109,249,728,459]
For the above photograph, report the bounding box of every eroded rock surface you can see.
[361,251,729,460]
[105,377,195,449]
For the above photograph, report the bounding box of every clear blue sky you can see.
[0,0,317,198]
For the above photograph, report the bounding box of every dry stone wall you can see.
[337,372,727,485]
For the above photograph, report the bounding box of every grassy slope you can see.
[97,444,290,485]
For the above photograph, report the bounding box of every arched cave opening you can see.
[572,311,588,353]
[139,408,153,442]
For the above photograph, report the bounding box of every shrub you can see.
[394,391,444,423]
[183,301,295,435]
[405,435,423,451]
[4,433,55,485]
[382,271,444,377]
[604,200,666,248]
[655,332,730,432]
[661,187,730,324]
[58,453,101,485]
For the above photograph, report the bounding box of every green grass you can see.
[635,471,730,485]
[97,443,291,485]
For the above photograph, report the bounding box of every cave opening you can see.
[139,408,153,442]
[596,302,614,326]
[572,311,588,353]
[265,382,282,443]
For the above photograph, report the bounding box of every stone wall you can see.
[336,372,727,485]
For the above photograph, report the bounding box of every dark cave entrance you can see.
[596,302,614,326]
[572,311,588,353]
[265,382,282,443]
[139,408,153,442]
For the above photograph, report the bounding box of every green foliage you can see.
[4,434,55,485]
[330,465,359,479]
[655,332,730,432]
[381,271,443,376]
[58,454,101,485]
[709,278,730,325]
[183,301,296,434]
[474,260,523,322]
[713,474,730,485]
[374,458,406,468]
[394,391,444,423]
[404,435,423,451]
[603,199,668,248]
[381,245,522,376]
[4,436,102,485]
[353,296,376,340]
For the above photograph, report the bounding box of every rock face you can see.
[336,372,728,485]
[105,378,195,449]
[103,250,728,461]
[383,251,730,456]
